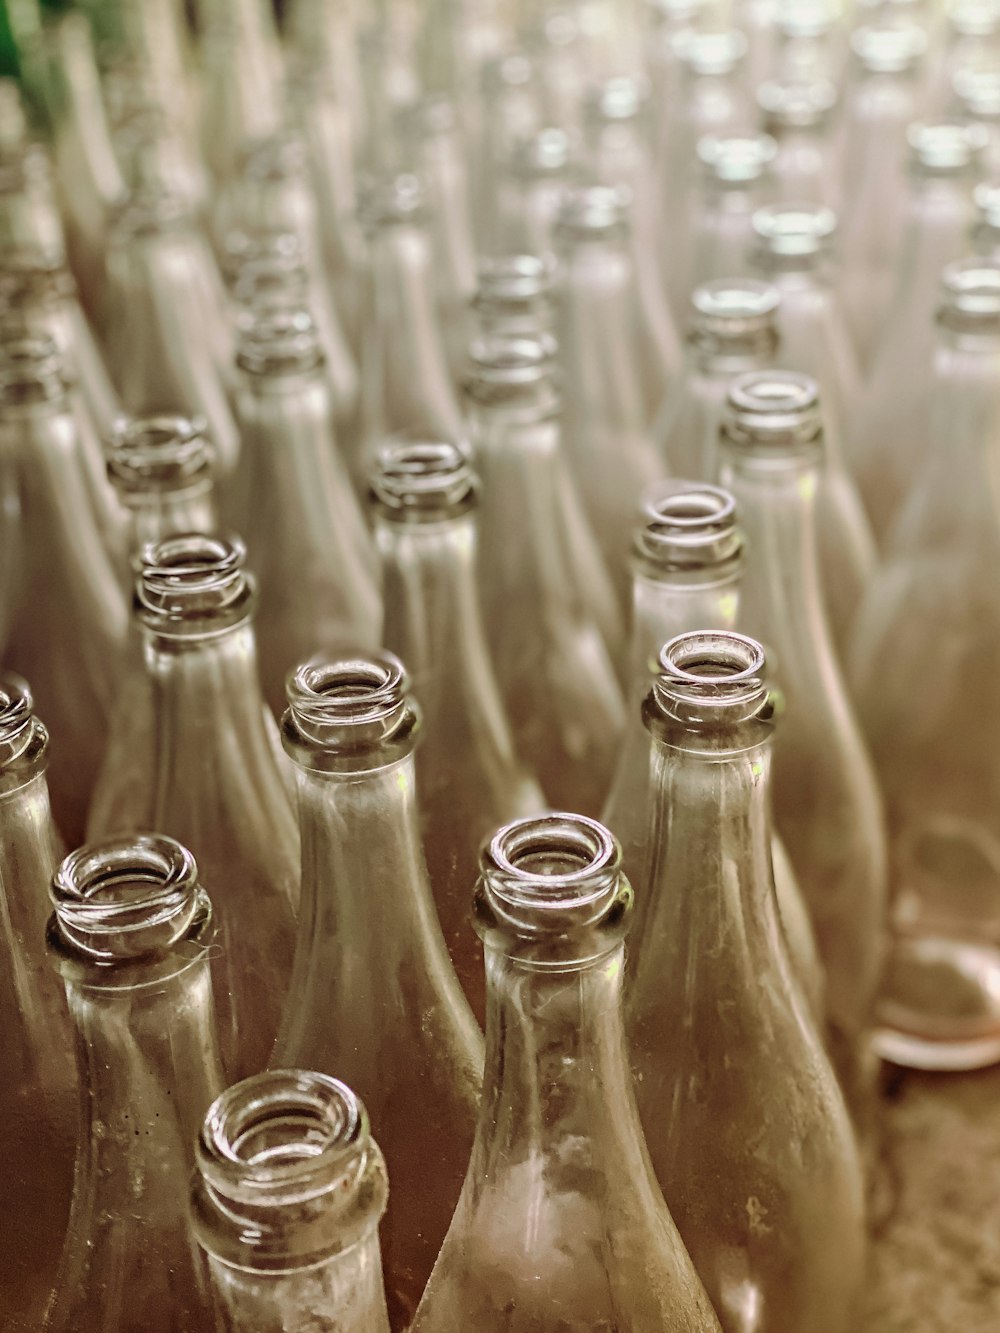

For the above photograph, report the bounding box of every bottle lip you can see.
[850,21,928,74]
[632,481,744,575]
[464,332,559,395]
[0,330,72,406]
[554,183,629,239]
[0,672,49,789]
[750,201,837,266]
[137,533,256,638]
[50,833,213,968]
[937,258,1000,333]
[775,0,839,39]
[107,414,215,497]
[476,813,632,967]
[688,280,780,361]
[973,180,1000,230]
[584,73,650,124]
[906,120,989,176]
[953,64,1000,119]
[673,27,748,76]
[236,306,324,377]
[650,629,775,729]
[948,0,1000,38]
[697,133,777,185]
[282,652,419,770]
[756,77,837,131]
[370,437,478,521]
[721,369,824,458]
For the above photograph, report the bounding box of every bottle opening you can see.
[722,370,823,454]
[220,227,305,291]
[371,438,478,516]
[555,184,628,238]
[0,672,33,745]
[634,481,743,571]
[674,27,748,76]
[107,415,215,495]
[850,22,928,74]
[285,652,410,736]
[751,202,836,261]
[51,833,208,963]
[465,333,557,392]
[138,533,253,631]
[652,630,772,727]
[938,259,1000,331]
[757,77,837,131]
[690,279,780,341]
[907,121,989,176]
[236,306,323,377]
[954,66,1000,119]
[697,134,777,185]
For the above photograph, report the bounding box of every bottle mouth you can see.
[689,280,780,359]
[283,652,417,767]
[673,27,748,76]
[751,202,836,264]
[107,415,215,495]
[775,0,839,39]
[948,0,1000,38]
[51,833,210,964]
[0,331,71,405]
[137,533,255,635]
[651,630,773,727]
[756,78,837,131]
[697,134,777,185]
[0,672,33,745]
[633,481,743,572]
[850,22,928,74]
[953,65,1000,119]
[464,333,558,394]
[477,814,631,964]
[0,671,47,784]
[907,120,989,176]
[236,306,323,377]
[370,438,478,518]
[584,73,649,124]
[938,259,1000,332]
[555,184,628,238]
[722,370,823,456]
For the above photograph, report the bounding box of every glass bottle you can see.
[464,334,627,815]
[411,812,724,1333]
[470,251,556,341]
[719,370,888,1118]
[971,179,1000,259]
[192,1069,391,1333]
[274,652,483,1330]
[371,438,545,1021]
[851,260,1000,1071]
[88,532,299,1080]
[44,833,224,1333]
[0,675,75,1330]
[356,172,466,487]
[495,127,576,258]
[0,332,128,842]
[757,76,840,205]
[952,64,1000,179]
[601,481,823,1020]
[232,306,380,717]
[472,48,541,252]
[850,121,988,543]
[654,278,780,483]
[0,116,66,266]
[104,187,240,475]
[628,631,865,1333]
[553,184,666,603]
[749,203,878,660]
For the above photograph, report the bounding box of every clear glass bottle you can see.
[104,187,240,475]
[681,132,777,302]
[356,172,466,487]
[472,48,541,252]
[470,251,556,342]
[496,127,576,258]
[654,278,780,483]
[757,76,840,205]
[88,533,299,1081]
[0,675,75,1330]
[192,1069,391,1333]
[275,652,483,1329]
[971,179,1000,259]
[628,631,865,1333]
[553,184,666,603]
[43,833,224,1333]
[232,306,380,717]
[0,332,128,842]
[719,370,888,1119]
[749,203,878,659]
[601,480,824,1019]
[411,812,724,1333]
[850,121,988,543]
[464,334,627,815]
[371,438,545,1021]
[851,260,1000,1071]
[0,117,66,266]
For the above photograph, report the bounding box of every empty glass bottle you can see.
[470,252,556,341]
[371,438,544,1021]
[472,48,541,251]
[411,812,723,1333]
[196,0,284,185]
[496,127,576,258]
[719,371,888,1118]
[553,185,666,603]
[44,834,224,1332]
[88,533,298,1081]
[757,76,839,205]
[0,675,75,1330]
[275,653,483,1330]
[851,121,988,543]
[628,631,865,1333]
[682,132,777,302]
[749,203,878,659]
[654,278,780,483]
[851,260,1000,1071]
[232,306,379,716]
[0,332,128,841]
[464,334,626,815]
[192,1069,391,1333]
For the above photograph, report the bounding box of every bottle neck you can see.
[887,179,977,329]
[124,486,217,555]
[204,1245,388,1332]
[629,569,740,699]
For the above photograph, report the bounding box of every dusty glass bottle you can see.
[757,76,839,205]
[275,653,483,1330]
[0,675,75,1329]
[371,438,544,1021]
[88,533,299,1081]
[851,121,988,544]
[232,306,380,716]
[43,833,224,1333]
[553,185,666,603]
[0,332,128,841]
[411,812,724,1333]
[749,203,878,659]
[719,371,888,1115]
[851,260,1000,1071]
[464,334,626,815]
[654,278,780,482]
[628,631,865,1333]
[192,1069,391,1333]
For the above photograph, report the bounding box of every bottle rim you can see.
[236,305,324,377]
[697,133,777,185]
[107,414,215,496]
[721,369,824,455]
[756,77,837,131]
[632,481,744,574]
[370,437,478,519]
[137,533,255,636]
[651,630,774,728]
[850,21,928,75]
